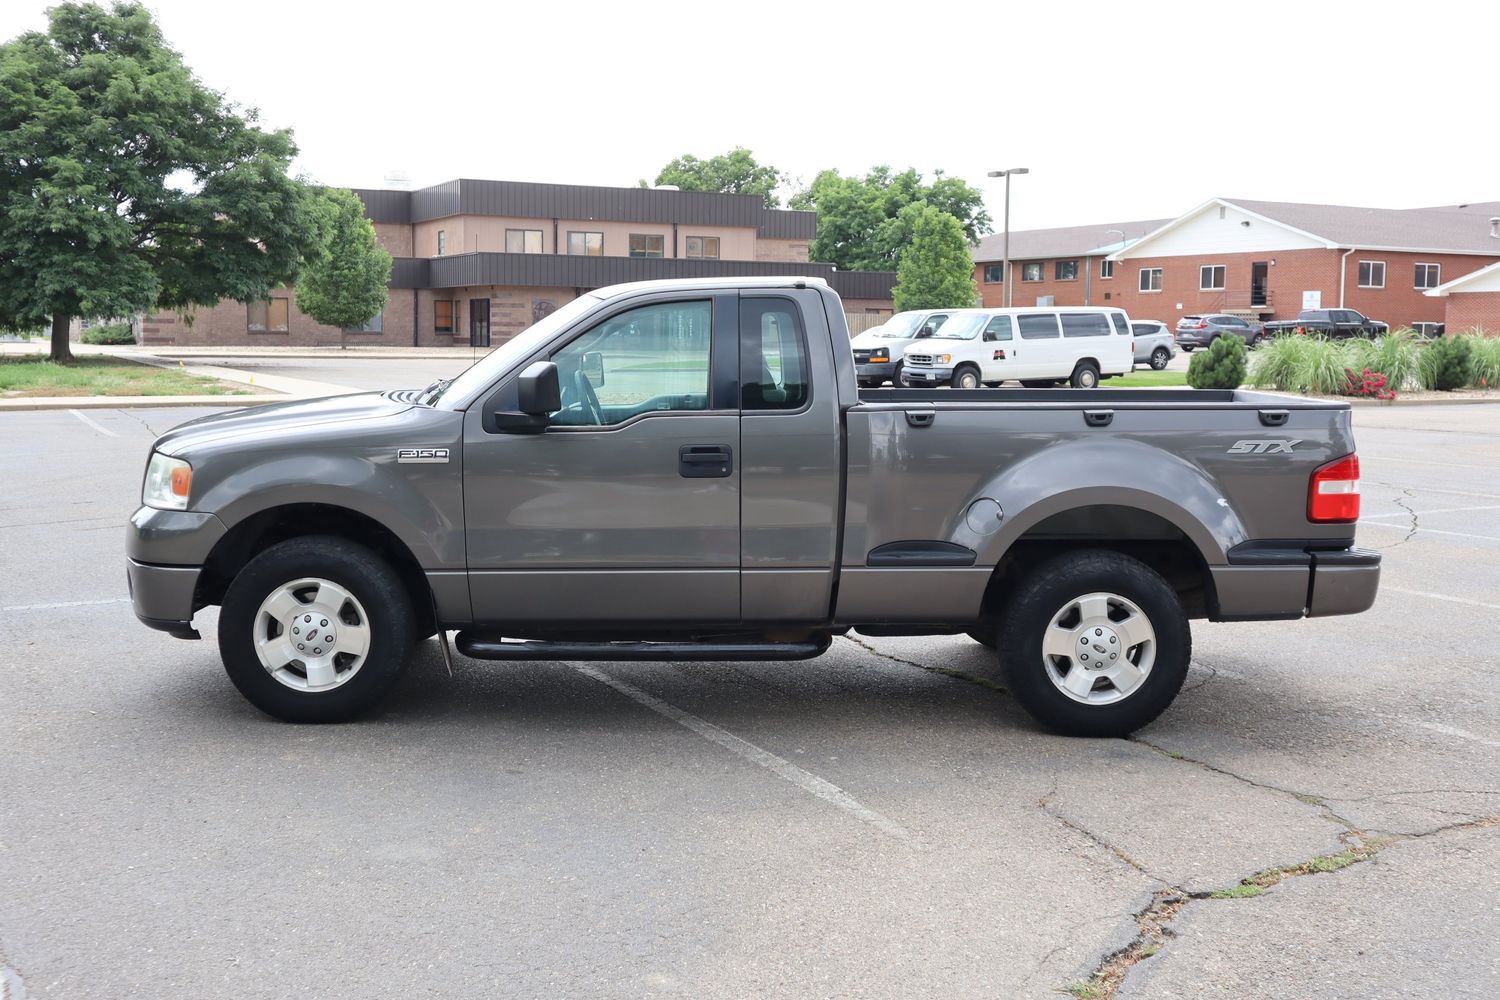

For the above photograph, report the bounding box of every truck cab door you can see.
[461,293,742,625]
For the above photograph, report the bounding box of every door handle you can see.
[679,444,732,478]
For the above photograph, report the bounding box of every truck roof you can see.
[589,275,830,299]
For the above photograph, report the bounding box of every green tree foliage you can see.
[1186,333,1247,389]
[295,188,392,339]
[1420,334,1473,391]
[0,2,316,361]
[641,148,784,207]
[891,206,977,311]
[790,166,992,271]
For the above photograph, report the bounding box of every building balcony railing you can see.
[1216,289,1275,312]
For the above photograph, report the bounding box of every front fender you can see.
[958,438,1248,567]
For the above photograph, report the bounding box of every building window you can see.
[983,264,1004,283]
[247,297,289,333]
[506,229,543,254]
[436,230,445,256]
[1411,322,1443,336]
[1100,259,1114,279]
[1200,264,1226,290]
[345,311,382,334]
[629,234,665,258]
[1055,260,1079,281]
[1139,268,1163,292]
[1358,261,1386,288]
[685,236,721,259]
[434,300,455,333]
[1022,262,1044,282]
[1414,263,1441,289]
[567,231,604,256]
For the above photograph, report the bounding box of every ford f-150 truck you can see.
[1261,309,1389,339]
[127,277,1380,737]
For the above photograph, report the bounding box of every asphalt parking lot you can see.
[3,396,1497,999]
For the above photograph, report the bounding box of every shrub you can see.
[1364,329,1422,391]
[1186,333,1247,389]
[1342,367,1396,400]
[1463,332,1500,389]
[1420,334,1473,391]
[1249,334,1307,391]
[81,323,135,345]
[1298,336,1348,394]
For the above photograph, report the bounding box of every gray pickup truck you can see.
[127,276,1379,737]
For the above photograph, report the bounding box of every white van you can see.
[899,307,1134,389]
[849,309,955,387]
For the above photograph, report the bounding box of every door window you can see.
[742,298,809,410]
[982,316,1013,342]
[548,300,712,426]
[915,313,950,338]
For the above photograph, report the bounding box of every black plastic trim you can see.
[456,633,831,662]
[866,540,978,567]
[135,615,200,640]
[1311,547,1382,568]
[1226,538,1358,566]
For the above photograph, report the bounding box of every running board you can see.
[454,633,832,662]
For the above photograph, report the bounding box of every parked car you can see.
[850,309,952,387]
[1174,314,1263,351]
[1261,309,1389,340]
[127,276,1379,738]
[900,307,1134,389]
[1131,321,1176,370]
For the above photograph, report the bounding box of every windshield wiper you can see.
[419,378,452,405]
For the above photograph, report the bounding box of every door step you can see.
[454,633,832,662]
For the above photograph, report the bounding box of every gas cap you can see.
[965,498,1004,535]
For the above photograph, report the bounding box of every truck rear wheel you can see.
[996,550,1190,737]
[1150,347,1170,370]
[218,536,415,723]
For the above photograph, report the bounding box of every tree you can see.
[892,206,977,312]
[1186,334,1247,389]
[295,188,392,346]
[640,148,784,207]
[790,166,992,271]
[0,2,315,362]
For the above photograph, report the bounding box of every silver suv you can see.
[1175,314,1262,351]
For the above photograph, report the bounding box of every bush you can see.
[1420,335,1473,391]
[81,322,135,345]
[1342,367,1396,400]
[1249,334,1307,391]
[1364,329,1422,391]
[1186,333,1247,389]
[1463,332,1500,389]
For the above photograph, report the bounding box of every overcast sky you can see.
[5,0,1497,232]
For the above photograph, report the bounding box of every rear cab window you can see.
[741,297,809,411]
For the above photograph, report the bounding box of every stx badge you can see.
[397,448,450,463]
[1227,439,1302,455]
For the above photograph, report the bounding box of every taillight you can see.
[1309,454,1360,522]
[1193,320,1207,330]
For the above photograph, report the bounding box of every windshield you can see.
[875,312,925,339]
[429,294,602,408]
[926,314,987,341]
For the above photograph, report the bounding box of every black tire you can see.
[967,626,996,648]
[983,381,1002,388]
[1150,347,1170,370]
[218,536,415,723]
[996,549,1191,738]
[1070,361,1101,389]
[1181,345,1195,353]
[951,365,982,390]
[1020,379,1053,388]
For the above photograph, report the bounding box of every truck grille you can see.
[906,354,934,366]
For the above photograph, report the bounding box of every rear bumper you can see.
[1209,546,1380,621]
[1174,333,1210,347]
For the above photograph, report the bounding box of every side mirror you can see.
[581,351,605,388]
[518,361,561,414]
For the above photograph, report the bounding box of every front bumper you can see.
[126,507,226,637]
[1209,546,1381,621]
[856,361,899,382]
[900,366,954,386]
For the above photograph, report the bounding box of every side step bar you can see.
[454,633,832,662]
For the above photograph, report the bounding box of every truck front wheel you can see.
[995,550,1190,737]
[218,536,415,723]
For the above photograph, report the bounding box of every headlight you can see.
[143,453,193,511]
[936,354,952,364]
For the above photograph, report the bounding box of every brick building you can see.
[141,178,897,348]
[1424,258,1500,334]
[973,198,1500,333]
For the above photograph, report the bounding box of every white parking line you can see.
[67,408,119,437]
[2,597,131,612]
[1382,587,1500,612]
[1361,504,1500,520]
[1359,521,1500,542]
[1381,715,1500,750]
[571,662,911,842]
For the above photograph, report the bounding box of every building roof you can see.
[1425,258,1500,297]
[971,218,1171,263]
[354,179,816,240]
[1115,197,1500,260]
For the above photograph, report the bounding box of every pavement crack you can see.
[1369,487,1419,549]
[114,407,163,437]
[1063,889,1188,1000]
[842,635,1008,694]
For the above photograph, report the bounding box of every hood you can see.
[849,328,889,348]
[152,392,416,456]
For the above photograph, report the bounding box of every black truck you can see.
[1261,309,1389,339]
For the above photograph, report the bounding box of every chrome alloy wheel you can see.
[1041,592,1156,705]
[253,578,372,692]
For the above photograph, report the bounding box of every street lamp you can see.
[987,168,1029,307]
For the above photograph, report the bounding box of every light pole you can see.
[988,168,1029,307]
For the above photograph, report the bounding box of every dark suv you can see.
[1175,314,1261,350]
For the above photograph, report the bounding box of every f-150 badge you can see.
[1227,439,1301,454]
[397,448,450,463]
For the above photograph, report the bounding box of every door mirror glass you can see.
[581,351,606,387]
[518,361,561,415]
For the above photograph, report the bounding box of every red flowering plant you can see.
[1342,367,1397,400]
